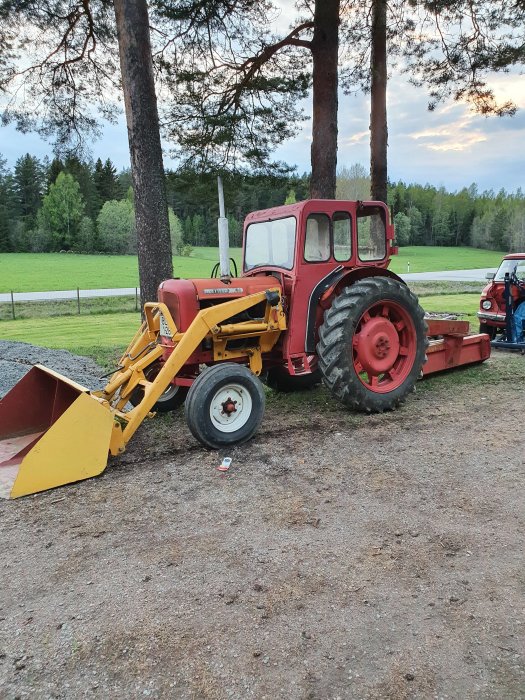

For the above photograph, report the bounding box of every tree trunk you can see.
[113,0,173,308]
[310,0,340,199]
[370,0,388,204]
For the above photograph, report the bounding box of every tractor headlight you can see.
[482,299,492,310]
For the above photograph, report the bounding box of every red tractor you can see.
[147,199,488,446]
[0,198,491,498]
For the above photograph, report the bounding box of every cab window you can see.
[333,212,352,261]
[304,214,330,262]
[244,216,296,271]
[357,207,386,261]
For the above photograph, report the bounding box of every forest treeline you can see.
[1,154,524,255]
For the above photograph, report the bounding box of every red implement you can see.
[423,319,491,376]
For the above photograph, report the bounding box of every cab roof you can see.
[244,199,388,225]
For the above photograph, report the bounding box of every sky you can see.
[275,71,525,193]
[1,6,524,195]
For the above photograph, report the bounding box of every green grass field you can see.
[389,246,503,274]
[0,246,502,293]
[0,249,243,293]
[0,312,141,369]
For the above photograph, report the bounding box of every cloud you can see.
[410,121,488,151]
[488,74,525,109]
[424,134,488,152]
[340,130,369,147]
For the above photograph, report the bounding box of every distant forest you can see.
[1,154,524,254]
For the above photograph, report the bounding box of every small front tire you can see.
[185,364,265,449]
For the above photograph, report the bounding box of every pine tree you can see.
[13,154,45,229]
[0,156,14,251]
[404,1,524,116]
[93,158,105,203]
[103,159,121,200]
[94,158,122,203]
[114,0,173,305]
[63,155,100,220]
[47,158,64,190]
[1,0,172,303]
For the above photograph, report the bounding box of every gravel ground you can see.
[0,346,524,699]
[0,341,105,398]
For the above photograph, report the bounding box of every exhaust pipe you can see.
[217,176,231,282]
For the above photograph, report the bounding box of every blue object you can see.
[513,302,525,343]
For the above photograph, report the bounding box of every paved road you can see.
[401,267,495,283]
[0,287,139,303]
[0,268,496,303]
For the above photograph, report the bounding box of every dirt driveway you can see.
[0,353,524,699]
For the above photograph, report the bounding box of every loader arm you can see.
[100,288,286,455]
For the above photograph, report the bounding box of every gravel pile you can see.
[0,340,105,398]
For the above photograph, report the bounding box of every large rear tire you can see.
[317,277,428,412]
[185,364,265,449]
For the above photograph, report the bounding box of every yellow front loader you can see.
[0,290,286,499]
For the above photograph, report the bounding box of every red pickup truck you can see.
[478,253,525,338]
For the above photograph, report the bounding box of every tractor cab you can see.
[243,199,396,278]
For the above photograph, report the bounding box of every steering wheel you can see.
[210,257,238,278]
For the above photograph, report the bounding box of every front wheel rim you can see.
[352,299,418,393]
[210,383,253,433]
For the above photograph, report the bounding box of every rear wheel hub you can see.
[356,317,400,374]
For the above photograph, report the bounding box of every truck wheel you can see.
[185,364,265,449]
[129,363,187,412]
[479,323,496,340]
[317,277,428,412]
[265,366,321,392]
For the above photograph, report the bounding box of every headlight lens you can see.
[482,299,492,310]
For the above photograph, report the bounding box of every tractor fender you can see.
[330,266,406,298]
[305,266,405,353]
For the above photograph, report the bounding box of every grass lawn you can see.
[389,246,503,274]
[0,246,503,293]
[0,312,141,367]
[0,250,243,293]
[418,293,480,325]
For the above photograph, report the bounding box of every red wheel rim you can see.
[352,299,417,393]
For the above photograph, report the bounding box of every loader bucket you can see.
[0,365,114,499]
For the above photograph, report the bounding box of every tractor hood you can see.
[158,277,282,333]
